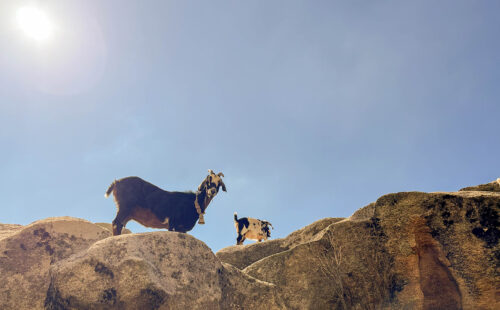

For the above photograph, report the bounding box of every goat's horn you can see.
[218,172,224,177]
[208,169,215,175]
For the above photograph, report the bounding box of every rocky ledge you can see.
[0,179,498,309]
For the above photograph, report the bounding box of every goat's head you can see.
[262,221,273,238]
[198,169,227,199]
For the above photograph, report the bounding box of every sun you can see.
[16,6,54,41]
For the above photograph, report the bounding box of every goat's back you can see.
[112,177,161,204]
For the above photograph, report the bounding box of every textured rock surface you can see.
[0,217,111,310]
[239,217,394,309]
[46,231,285,310]
[95,222,132,235]
[217,188,500,310]
[1,181,498,309]
[46,232,223,310]
[0,223,23,241]
[218,262,284,309]
[459,179,500,192]
[374,190,500,310]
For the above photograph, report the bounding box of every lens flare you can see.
[17,6,53,41]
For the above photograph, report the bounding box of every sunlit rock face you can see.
[0,217,111,310]
[366,191,499,310]
[217,185,499,310]
[1,181,498,309]
[94,222,132,235]
[45,231,284,310]
[0,223,23,241]
[45,232,223,310]
[459,178,500,193]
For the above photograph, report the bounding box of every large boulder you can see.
[241,218,392,309]
[217,189,500,310]
[0,217,111,310]
[45,232,222,310]
[45,231,285,310]
[374,191,499,310]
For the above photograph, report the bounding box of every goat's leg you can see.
[112,218,124,236]
[112,209,130,236]
[236,234,245,245]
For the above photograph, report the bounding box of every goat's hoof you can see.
[198,220,205,224]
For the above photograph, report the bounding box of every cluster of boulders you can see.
[0,217,283,310]
[1,179,498,309]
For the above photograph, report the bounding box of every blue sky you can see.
[1,1,499,251]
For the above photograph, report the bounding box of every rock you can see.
[349,202,375,221]
[0,217,111,310]
[218,190,500,310]
[2,182,499,309]
[46,231,288,310]
[216,218,342,270]
[94,222,132,234]
[242,218,393,309]
[281,217,345,248]
[0,223,23,241]
[218,262,284,309]
[374,191,499,310]
[216,239,288,270]
[46,232,222,310]
[1,220,286,310]
[459,178,500,192]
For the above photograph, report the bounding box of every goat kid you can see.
[234,212,273,245]
[105,170,226,235]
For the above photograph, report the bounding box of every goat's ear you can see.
[218,172,225,178]
[221,180,227,192]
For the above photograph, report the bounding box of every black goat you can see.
[105,170,226,235]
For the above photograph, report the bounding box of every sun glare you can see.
[17,6,53,41]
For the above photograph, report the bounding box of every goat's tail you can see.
[234,212,238,222]
[104,180,116,198]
